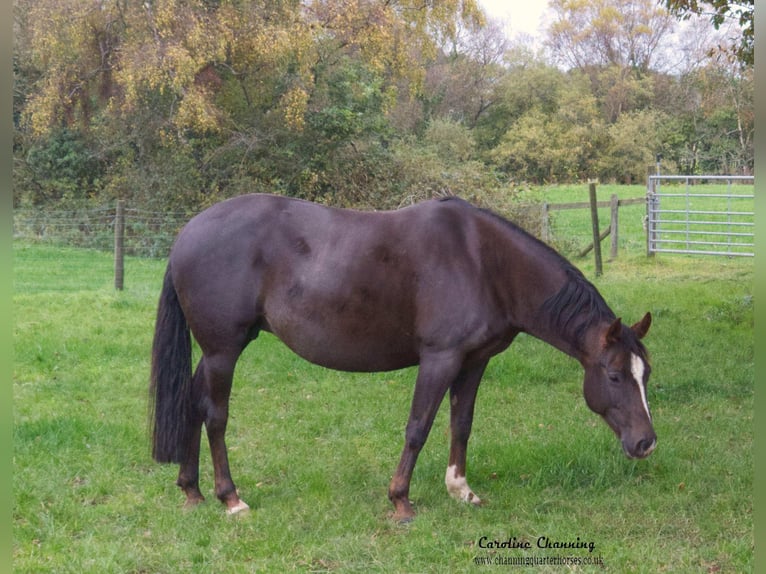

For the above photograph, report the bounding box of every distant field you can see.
[13,203,753,572]
[535,182,754,259]
[537,183,649,256]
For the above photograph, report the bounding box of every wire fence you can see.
[13,203,190,259]
[14,191,653,289]
[13,181,752,291]
[13,198,639,260]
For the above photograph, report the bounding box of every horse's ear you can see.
[631,312,652,339]
[604,318,623,346]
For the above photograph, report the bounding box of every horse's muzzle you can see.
[623,437,657,459]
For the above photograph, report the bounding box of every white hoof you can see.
[226,500,250,515]
[445,464,482,505]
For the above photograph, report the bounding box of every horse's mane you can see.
[540,266,616,347]
[541,266,649,359]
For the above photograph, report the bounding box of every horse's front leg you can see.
[388,352,461,522]
[445,360,489,506]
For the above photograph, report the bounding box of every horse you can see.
[150,193,655,522]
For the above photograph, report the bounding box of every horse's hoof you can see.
[391,507,416,524]
[226,500,250,515]
[183,496,205,510]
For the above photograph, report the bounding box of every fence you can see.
[13,202,190,289]
[13,181,706,290]
[646,175,754,257]
[13,191,646,288]
[540,184,645,275]
[13,202,189,257]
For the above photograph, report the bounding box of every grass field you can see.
[13,194,753,572]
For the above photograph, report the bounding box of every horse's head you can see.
[583,312,656,459]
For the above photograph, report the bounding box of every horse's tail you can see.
[149,264,194,463]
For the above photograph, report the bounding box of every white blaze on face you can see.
[630,353,651,421]
[445,464,481,505]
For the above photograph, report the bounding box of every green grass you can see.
[535,183,650,256]
[13,210,753,573]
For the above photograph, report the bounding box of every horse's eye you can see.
[608,373,620,383]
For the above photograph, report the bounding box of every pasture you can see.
[13,197,753,572]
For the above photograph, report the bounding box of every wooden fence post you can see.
[588,182,603,276]
[114,200,125,291]
[609,193,619,260]
[541,202,550,243]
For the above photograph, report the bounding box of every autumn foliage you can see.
[13,0,752,213]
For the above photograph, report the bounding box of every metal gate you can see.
[646,175,754,257]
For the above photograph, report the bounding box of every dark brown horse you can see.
[150,194,655,521]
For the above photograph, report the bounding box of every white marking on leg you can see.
[445,464,481,505]
[226,500,250,515]
[631,353,651,421]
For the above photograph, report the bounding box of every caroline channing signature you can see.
[478,535,596,554]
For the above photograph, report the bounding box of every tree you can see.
[15,0,486,209]
[545,0,676,126]
[663,0,753,67]
[683,62,753,174]
[486,69,605,182]
[588,64,655,122]
[596,109,671,182]
[20,128,104,206]
[13,0,754,208]
[18,0,125,135]
[423,17,509,127]
[474,54,565,151]
[546,0,675,72]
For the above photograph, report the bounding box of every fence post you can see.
[114,200,125,291]
[609,194,619,260]
[588,181,603,276]
[541,202,550,243]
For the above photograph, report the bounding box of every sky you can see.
[478,0,550,40]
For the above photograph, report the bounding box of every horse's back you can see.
[171,194,478,274]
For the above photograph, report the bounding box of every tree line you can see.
[13,0,753,214]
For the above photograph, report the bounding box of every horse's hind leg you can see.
[176,423,204,506]
[176,363,205,507]
[199,352,250,514]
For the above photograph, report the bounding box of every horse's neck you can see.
[481,219,610,364]
[530,280,614,366]
[531,317,607,366]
